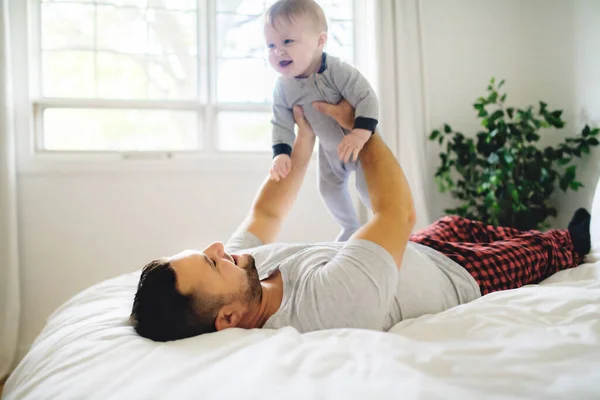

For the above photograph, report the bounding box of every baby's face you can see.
[264,16,325,78]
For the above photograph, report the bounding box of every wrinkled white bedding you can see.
[4,260,600,400]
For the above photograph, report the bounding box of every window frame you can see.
[10,0,374,173]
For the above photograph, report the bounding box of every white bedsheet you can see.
[4,261,600,400]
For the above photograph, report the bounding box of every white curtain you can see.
[0,0,21,380]
[375,0,431,230]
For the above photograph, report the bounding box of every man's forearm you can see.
[255,130,315,219]
[351,133,416,267]
[360,134,414,216]
[240,129,316,244]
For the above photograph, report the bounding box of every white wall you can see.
[420,0,600,226]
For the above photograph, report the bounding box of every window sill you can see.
[17,151,318,176]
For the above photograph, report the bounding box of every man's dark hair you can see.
[130,259,221,341]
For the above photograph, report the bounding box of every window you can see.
[33,0,359,155]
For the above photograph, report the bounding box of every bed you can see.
[4,178,600,399]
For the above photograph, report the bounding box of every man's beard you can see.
[242,255,262,304]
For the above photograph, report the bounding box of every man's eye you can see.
[267,43,275,49]
[210,259,217,269]
[284,39,293,45]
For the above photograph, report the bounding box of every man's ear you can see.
[214,304,243,331]
[318,31,328,50]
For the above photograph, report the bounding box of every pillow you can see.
[586,176,600,263]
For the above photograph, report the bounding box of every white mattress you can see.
[4,260,600,400]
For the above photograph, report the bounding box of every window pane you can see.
[43,108,199,151]
[37,0,357,153]
[97,5,148,55]
[42,3,95,50]
[320,0,353,20]
[43,51,96,97]
[41,2,199,99]
[147,54,197,98]
[217,13,264,59]
[216,0,354,18]
[97,0,147,6]
[148,10,197,56]
[217,112,271,152]
[218,58,278,103]
[328,20,354,63]
[148,0,196,10]
[216,1,273,104]
[216,0,272,13]
[42,0,95,3]
[96,53,147,98]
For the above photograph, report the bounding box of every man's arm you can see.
[353,134,416,267]
[313,100,416,268]
[236,106,316,245]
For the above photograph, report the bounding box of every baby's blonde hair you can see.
[266,0,328,33]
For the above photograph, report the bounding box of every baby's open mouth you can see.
[279,60,293,67]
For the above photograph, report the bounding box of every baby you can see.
[265,0,379,241]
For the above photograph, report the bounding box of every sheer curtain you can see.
[375,0,431,230]
[0,0,21,380]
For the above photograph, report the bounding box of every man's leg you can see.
[410,215,523,244]
[416,229,585,295]
[412,211,592,295]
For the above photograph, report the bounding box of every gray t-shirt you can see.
[225,230,481,333]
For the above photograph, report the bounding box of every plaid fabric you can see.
[409,216,583,295]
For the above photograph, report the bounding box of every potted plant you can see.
[430,78,600,230]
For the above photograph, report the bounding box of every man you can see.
[130,100,591,342]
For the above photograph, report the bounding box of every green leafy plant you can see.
[430,78,600,231]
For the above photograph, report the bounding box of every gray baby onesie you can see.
[271,53,379,241]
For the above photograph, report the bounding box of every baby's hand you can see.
[338,128,371,163]
[270,154,292,182]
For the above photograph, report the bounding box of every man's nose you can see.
[275,48,286,57]
[206,242,225,257]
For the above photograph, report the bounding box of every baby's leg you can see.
[354,163,372,210]
[318,146,360,241]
